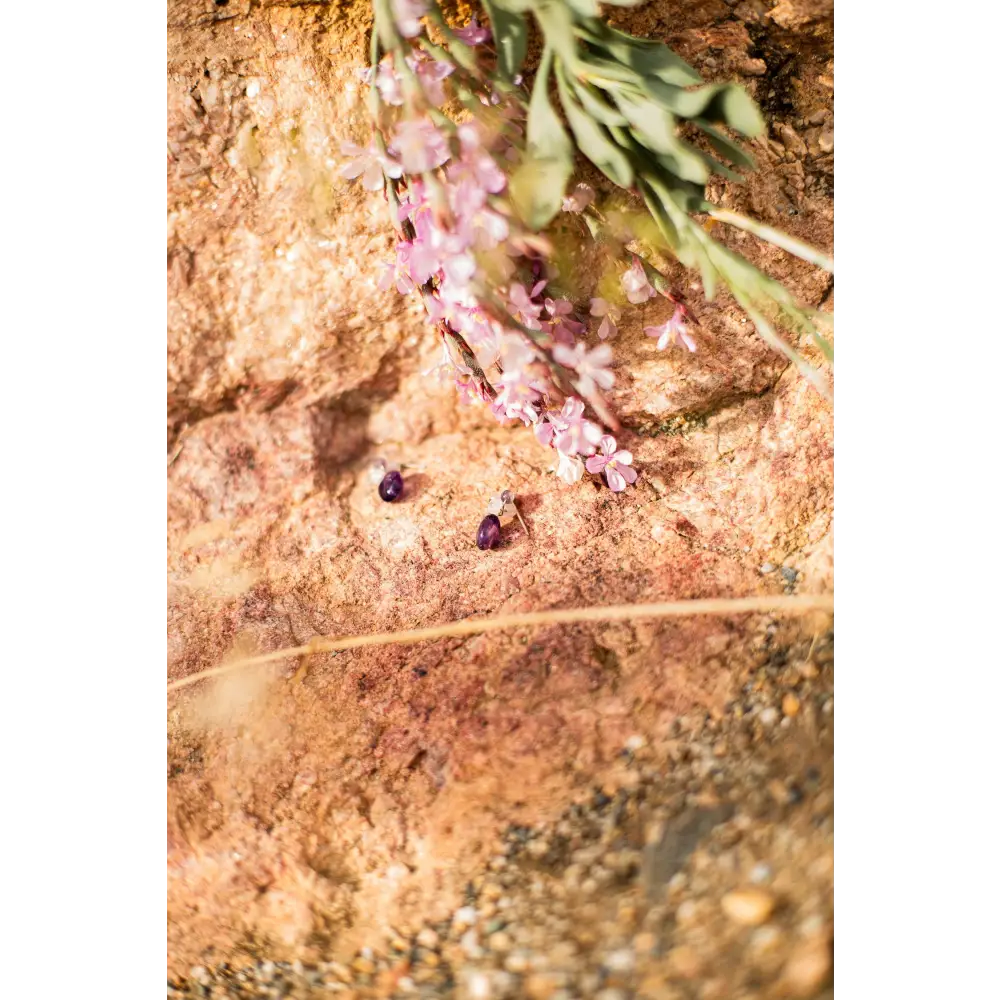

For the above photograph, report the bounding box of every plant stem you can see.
[707,208,834,274]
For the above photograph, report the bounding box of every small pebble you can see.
[504,951,531,974]
[461,930,483,959]
[782,693,801,717]
[489,931,513,952]
[667,945,703,979]
[416,927,440,949]
[604,948,636,973]
[759,707,779,727]
[524,972,563,999]
[464,970,492,999]
[781,940,832,996]
[721,888,776,926]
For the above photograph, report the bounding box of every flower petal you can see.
[599,434,617,456]
[605,466,627,492]
[619,464,638,484]
[585,455,607,474]
[362,161,384,190]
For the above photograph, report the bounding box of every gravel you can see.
[168,632,833,1000]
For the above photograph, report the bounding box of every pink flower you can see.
[644,306,697,352]
[492,371,540,425]
[455,376,483,406]
[534,418,555,448]
[391,0,427,38]
[550,397,602,456]
[585,436,638,492]
[450,124,506,194]
[376,241,415,295]
[388,119,450,174]
[555,452,586,484]
[407,52,454,107]
[497,334,535,377]
[339,140,403,191]
[544,297,585,344]
[508,282,546,330]
[590,298,622,340]
[562,183,595,213]
[375,58,404,106]
[552,342,615,396]
[454,17,491,45]
[621,257,656,305]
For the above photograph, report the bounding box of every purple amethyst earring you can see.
[369,458,404,502]
[476,490,528,550]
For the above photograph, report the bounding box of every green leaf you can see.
[611,91,710,185]
[579,55,645,87]
[481,0,528,80]
[645,79,764,136]
[564,0,599,15]
[509,157,573,229]
[576,23,702,86]
[512,44,572,229]
[637,179,685,259]
[570,79,628,126]
[555,65,633,188]
[694,119,757,170]
[532,2,579,67]
[711,85,765,137]
[643,174,720,297]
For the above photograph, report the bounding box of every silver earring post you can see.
[487,489,529,535]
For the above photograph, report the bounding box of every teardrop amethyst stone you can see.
[378,469,404,502]
[476,513,501,550]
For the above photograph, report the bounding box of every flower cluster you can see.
[337,4,706,493]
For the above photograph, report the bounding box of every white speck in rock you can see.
[604,949,636,972]
[759,707,779,727]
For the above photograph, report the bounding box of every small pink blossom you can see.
[544,297,585,344]
[621,257,656,305]
[562,183,595,213]
[375,58,404,106]
[644,306,697,352]
[339,140,402,191]
[550,397,602,456]
[455,376,483,406]
[555,452,586,484]
[497,334,535,377]
[376,241,415,295]
[450,124,506,194]
[534,418,555,448]
[391,0,427,38]
[585,435,638,492]
[454,17,491,45]
[590,298,622,340]
[492,370,540,425]
[552,342,615,396]
[508,282,546,330]
[388,119,450,174]
[407,52,454,107]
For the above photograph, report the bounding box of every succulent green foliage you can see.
[509,44,575,228]
[489,0,833,376]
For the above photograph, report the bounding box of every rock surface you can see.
[167,0,833,986]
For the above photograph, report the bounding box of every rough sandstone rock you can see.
[167,0,833,975]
